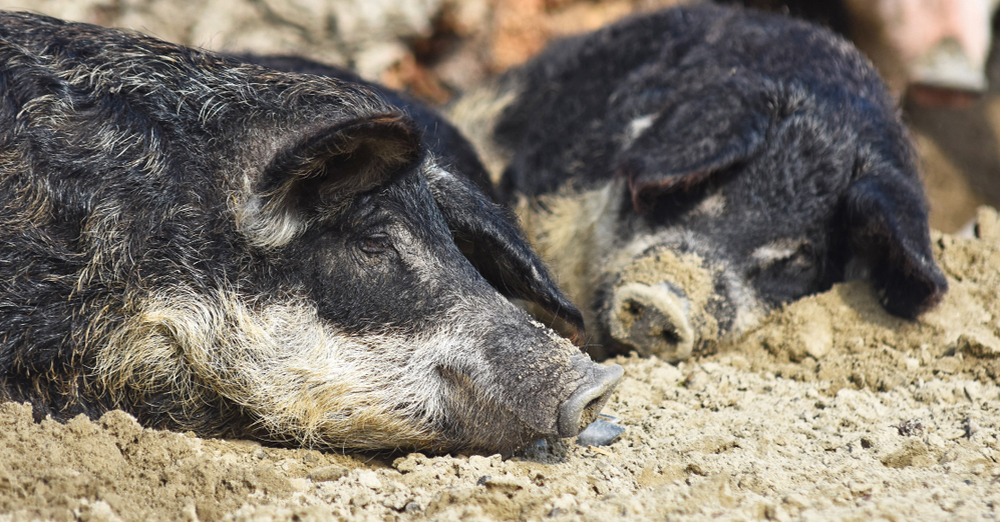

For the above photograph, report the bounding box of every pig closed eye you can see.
[763,247,815,276]
[358,234,394,255]
[750,243,822,304]
[780,246,814,271]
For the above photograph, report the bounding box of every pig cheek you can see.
[93,287,453,450]
[434,363,540,454]
[746,254,823,307]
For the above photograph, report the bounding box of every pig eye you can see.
[749,242,821,304]
[769,245,815,274]
[358,233,393,255]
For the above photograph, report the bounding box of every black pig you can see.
[449,4,948,361]
[0,12,622,454]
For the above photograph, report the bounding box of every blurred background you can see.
[1,0,997,233]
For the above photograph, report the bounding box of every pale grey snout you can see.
[557,359,624,438]
[912,38,987,92]
[608,282,694,362]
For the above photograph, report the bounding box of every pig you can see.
[449,4,949,361]
[727,0,1000,101]
[843,0,999,100]
[0,11,623,455]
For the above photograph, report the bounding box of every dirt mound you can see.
[2,209,999,521]
[0,404,366,521]
[728,206,1000,392]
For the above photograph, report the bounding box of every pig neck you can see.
[513,180,630,329]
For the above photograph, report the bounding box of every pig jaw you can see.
[94,287,444,449]
[94,287,620,454]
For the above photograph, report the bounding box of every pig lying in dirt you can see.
[451,4,948,362]
[0,11,622,455]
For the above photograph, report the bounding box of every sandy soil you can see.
[2,207,998,522]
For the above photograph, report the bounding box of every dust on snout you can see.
[606,249,720,362]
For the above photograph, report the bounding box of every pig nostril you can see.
[557,362,624,438]
[660,325,682,345]
[582,397,602,419]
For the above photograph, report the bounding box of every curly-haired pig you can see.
[0,11,622,455]
[450,4,948,361]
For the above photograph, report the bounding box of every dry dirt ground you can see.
[2,207,999,521]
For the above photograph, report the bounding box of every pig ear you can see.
[261,113,422,202]
[844,172,948,318]
[240,113,422,248]
[424,167,586,340]
[620,90,768,213]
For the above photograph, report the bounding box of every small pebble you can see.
[308,465,349,482]
[577,416,625,446]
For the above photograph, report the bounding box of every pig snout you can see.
[845,0,996,99]
[434,314,624,453]
[608,282,694,362]
[911,37,988,94]
[558,357,624,437]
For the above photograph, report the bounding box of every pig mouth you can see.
[556,360,624,438]
[907,83,980,108]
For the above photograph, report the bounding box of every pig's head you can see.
[842,0,999,102]
[95,88,619,454]
[521,74,948,362]
[236,113,624,453]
